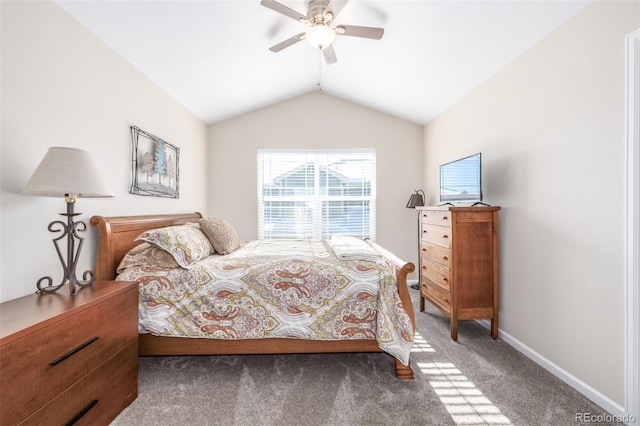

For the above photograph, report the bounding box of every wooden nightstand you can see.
[0,281,139,425]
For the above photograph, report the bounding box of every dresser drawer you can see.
[422,282,451,314]
[0,288,137,425]
[420,210,451,226]
[421,241,451,268]
[421,259,451,290]
[420,224,451,248]
[20,342,138,426]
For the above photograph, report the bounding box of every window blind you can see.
[257,149,376,240]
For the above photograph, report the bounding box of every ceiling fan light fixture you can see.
[305,24,335,50]
[262,0,385,63]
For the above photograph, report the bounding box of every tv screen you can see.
[439,153,482,204]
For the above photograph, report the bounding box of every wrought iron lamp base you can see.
[36,196,94,295]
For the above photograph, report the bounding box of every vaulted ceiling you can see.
[54,0,590,125]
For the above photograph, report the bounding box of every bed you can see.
[90,212,416,379]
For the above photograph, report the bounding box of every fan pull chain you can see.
[317,50,323,94]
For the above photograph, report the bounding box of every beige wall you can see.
[0,1,208,302]
[207,92,424,270]
[423,0,639,407]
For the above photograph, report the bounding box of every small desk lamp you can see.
[406,190,425,290]
[22,147,113,295]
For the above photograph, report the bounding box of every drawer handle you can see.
[442,256,448,261]
[66,399,99,425]
[442,277,449,283]
[50,336,99,366]
[442,216,448,221]
[442,234,449,239]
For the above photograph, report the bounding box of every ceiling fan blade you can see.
[336,25,384,40]
[269,33,306,52]
[325,0,349,19]
[260,0,307,23]
[322,45,337,65]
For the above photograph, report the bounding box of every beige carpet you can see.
[111,290,618,425]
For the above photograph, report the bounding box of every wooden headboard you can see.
[90,212,203,280]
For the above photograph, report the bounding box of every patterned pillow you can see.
[135,225,214,268]
[116,242,179,273]
[198,217,240,255]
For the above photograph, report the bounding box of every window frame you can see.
[257,148,376,240]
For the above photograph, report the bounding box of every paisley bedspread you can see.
[116,239,414,364]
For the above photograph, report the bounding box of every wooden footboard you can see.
[91,213,416,379]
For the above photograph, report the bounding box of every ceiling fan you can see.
[260,0,384,65]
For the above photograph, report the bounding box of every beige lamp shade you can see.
[22,147,113,198]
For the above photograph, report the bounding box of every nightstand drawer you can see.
[421,241,451,268]
[20,342,138,426]
[420,224,451,248]
[0,287,137,425]
[422,282,451,314]
[421,259,450,291]
[420,210,451,226]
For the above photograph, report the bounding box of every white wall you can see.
[207,92,424,271]
[423,0,639,408]
[0,1,208,302]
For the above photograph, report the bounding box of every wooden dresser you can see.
[0,281,138,425]
[416,206,500,341]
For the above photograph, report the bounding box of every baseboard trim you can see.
[475,319,628,420]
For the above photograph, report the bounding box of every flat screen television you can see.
[439,152,482,204]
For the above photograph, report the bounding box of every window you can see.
[257,149,376,240]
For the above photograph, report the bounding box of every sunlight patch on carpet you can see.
[418,362,512,425]
[411,331,435,353]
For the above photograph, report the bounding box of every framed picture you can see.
[130,126,179,198]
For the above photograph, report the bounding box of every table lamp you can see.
[406,189,425,290]
[22,147,113,295]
